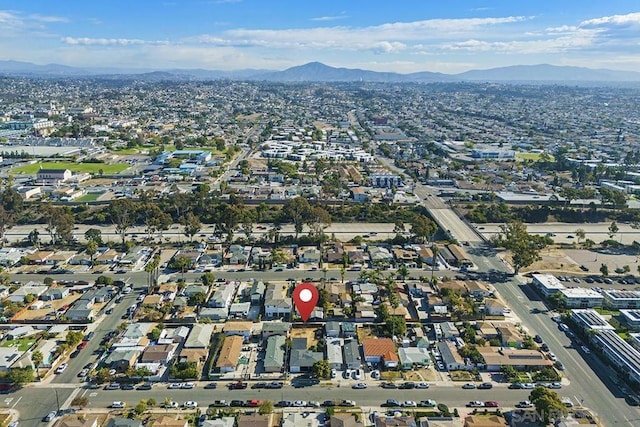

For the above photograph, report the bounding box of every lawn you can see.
[1,337,37,351]
[516,152,555,162]
[75,193,101,202]
[11,161,130,175]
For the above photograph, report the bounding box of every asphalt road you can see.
[477,222,640,245]
[71,382,534,410]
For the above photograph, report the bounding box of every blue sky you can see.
[1,0,639,73]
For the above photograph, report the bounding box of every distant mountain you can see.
[456,64,640,82]
[1,60,639,83]
[253,61,451,82]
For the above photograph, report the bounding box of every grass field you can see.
[11,161,130,174]
[75,193,101,202]
[516,152,555,162]
[1,337,37,351]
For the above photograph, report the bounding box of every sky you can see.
[1,0,639,73]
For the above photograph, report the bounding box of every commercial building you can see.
[602,290,640,310]
[558,288,603,308]
[532,274,565,297]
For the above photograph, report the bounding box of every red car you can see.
[77,341,88,350]
[484,401,499,407]
[246,399,263,407]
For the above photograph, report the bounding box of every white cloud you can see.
[62,37,169,46]
[580,12,640,28]
[29,14,69,23]
[310,14,349,22]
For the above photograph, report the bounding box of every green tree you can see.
[493,221,547,273]
[85,228,103,244]
[312,359,331,379]
[259,400,274,415]
[410,213,437,243]
[66,331,84,347]
[71,396,89,408]
[86,240,98,265]
[600,263,609,277]
[282,197,310,239]
[183,212,202,243]
[188,292,206,306]
[108,198,137,246]
[529,387,568,424]
[170,255,192,280]
[7,367,34,385]
[608,221,619,240]
[134,400,147,415]
[575,228,586,245]
[397,265,409,283]
[200,272,215,286]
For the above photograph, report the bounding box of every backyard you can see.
[1,336,38,351]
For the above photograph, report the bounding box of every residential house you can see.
[114,323,152,348]
[223,321,253,340]
[104,349,141,372]
[94,248,120,265]
[236,414,270,427]
[283,412,321,427]
[215,335,243,373]
[264,334,286,373]
[477,347,554,371]
[264,283,292,318]
[437,341,470,371]
[249,280,266,304]
[330,414,364,427]
[465,281,491,298]
[326,338,344,370]
[40,287,69,301]
[415,245,434,266]
[261,321,291,340]
[439,322,460,339]
[496,324,523,348]
[208,283,235,308]
[325,242,345,264]
[106,418,142,427]
[26,250,54,265]
[226,245,248,265]
[289,337,323,373]
[183,284,208,297]
[199,307,228,321]
[398,347,432,370]
[392,247,418,267]
[374,415,417,427]
[65,299,96,322]
[8,284,48,303]
[369,246,394,266]
[0,347,21,371]
[362,338,399,368]
[299,247,321,264]
[229,302,251,319]
[341,322,356,338]
[140,344,176,364]
[158,326,190,345]
[463,415,508,427]
[58,417,99,427]
[485,299,508,316]
[150,416,188,427]
[201,418,235,427]
[325,321,341,338]
[142,295,163,308]
[184,324,214,348]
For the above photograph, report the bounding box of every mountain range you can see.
[1,60,640,83]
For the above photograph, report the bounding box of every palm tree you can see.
[397,265,409,283]
[430,245,440,283]
[32,350,43,380]
[340,266,346,284]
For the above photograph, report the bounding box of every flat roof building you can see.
[532,274,565,297]
[558,288,603,308]
[603,290,640,310]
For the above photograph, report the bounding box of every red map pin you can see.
[292,282,319,322]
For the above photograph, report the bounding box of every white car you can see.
[467,401,485,408]
[293,401,307,407]
[516,401,534,408]
[181,382,195,389]
[548,382,562,389]
[183,401,198,409]
[55,363,68,374]
[168,383,183,389]
[403,401,417,407]
[416,382,430,389]
[370,370,380,379]
[110,401,125,409]
[521,383,535,389]
[549,353,558,361]
[353,369,363,380]
[352,382,368,389]
[330,369,337,378]
[165,401,179,409]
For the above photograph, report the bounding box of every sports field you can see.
[11,161,130,174]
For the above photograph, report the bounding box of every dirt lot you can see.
[517,247,640,276]
[15,294,82,321]
[290,327,320,348]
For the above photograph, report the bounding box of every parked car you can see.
[516,401,534,408]
[183,401,198,409]
[164,401,179,409]
[581,345,591,354]
[419,400,437,407]
[467,401,484,407]
[168,383,182,389]
[43,412,57,422]
[266,381,283,389]
[380,382,397,389]
[402,401,417,407]
[485,401,499,407]
[415,382,429,389]
[383,399,401,407]
[462,383,477,389]
[110,401,125,409]
[352,382,368,389]
[136,383,152,390]
[204,382,217,389]
[105,383,121,390]
[181,382,195,389]
[478,382,493,389]
[55,363,68,374]
[120,384,135,390]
